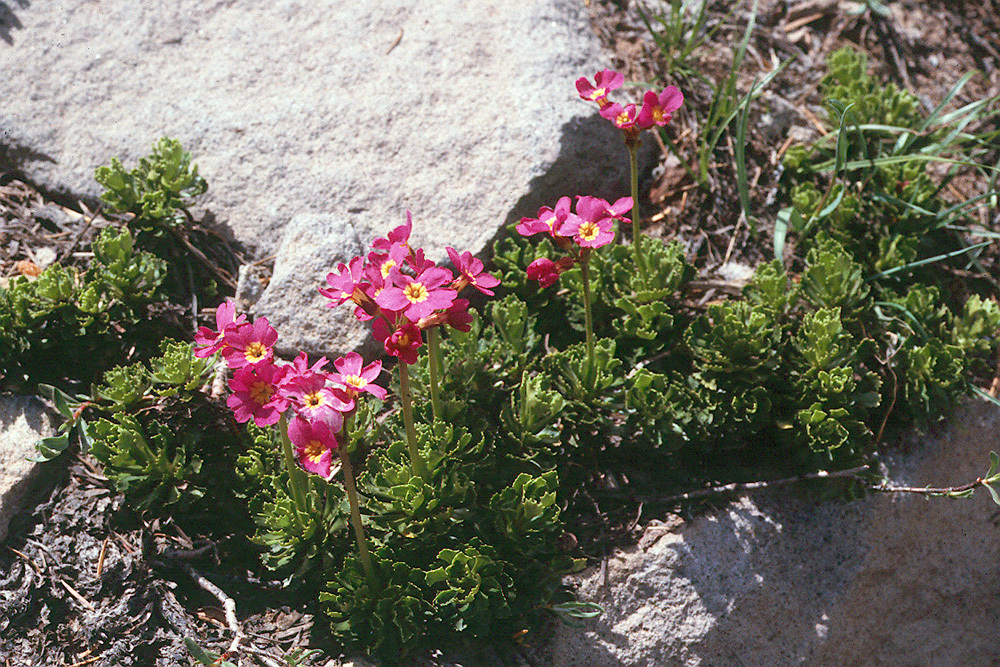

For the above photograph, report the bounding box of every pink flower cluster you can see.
[194,301,386,478]
[576,69,683,143]
[516,195,633,287]
[319,212,501,364]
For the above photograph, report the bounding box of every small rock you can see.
[0,395,58,544]
[716,261,755,285]
[251,213,372,359]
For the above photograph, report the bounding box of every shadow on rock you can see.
[0,1,28,46]
[503,110,660,232]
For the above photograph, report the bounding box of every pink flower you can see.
[526,257,575,288]
[287,414,338,478]
[577,195,633,221]
[560,215,616,249]
[636,86,684,129]
[371,210,413,252]
[227,361,289,426]
[576,69,624,105]
[367,242,411,282]
[280,352,330,384]
[447,247,501,296]
[330,352,387,407]
[319,256,368,307]
[221,317,278,369]
[444,299,473,332]
[281,372,348,433]
[193,300,247,358]
[599,103,638,130]
[376,266,457,322]
[374,319,423,365]
[407,246,438,275]
[516,197,575,239]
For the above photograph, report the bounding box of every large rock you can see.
[0,396,58,545]
[552,400,1000,667]
[0,0,633,355]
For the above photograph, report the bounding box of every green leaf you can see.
[984,483,1000,506]
[734,76,758,233]
[773,207,797,261]
[37,383,81,420]
[550,601,604,627]
[987,451,1000,479]
[30,433,70,462]
[183,638,236,667]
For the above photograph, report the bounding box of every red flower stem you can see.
[338,444,375,586]
[427,327,443,422]
[397,362,428,479]
[278,414,309,529]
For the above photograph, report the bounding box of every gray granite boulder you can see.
[0,0,633,356]
[253,213,373,358]
[551,400,1000,667]
[0,396,57,544]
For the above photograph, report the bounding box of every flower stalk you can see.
[580,255,596,366]
[278,414,310,529]
[397,362,428,479]
[338,440,375,586]
[427,327,444,422]
[627,143,647,286]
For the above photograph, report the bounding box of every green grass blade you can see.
[943,225,1000,239]
[774,207,799,261]
[934,94,1000,128]
[734,77,758,233]
[918,70,976,132]
[874,301,930,341]
[973,386,1000,411]
[936,190,999,219]
[815,153,1000,173]
[704,0,758,150]
[870,240,992,280]
[818,185,847,218]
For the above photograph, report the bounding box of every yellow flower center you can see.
[303,391,325,409]
[380,259,397,278]
[404,282,429,304]
[304,439,325,462]
[579,221,600,241]
[543,215,557,230]
[245,342,268,363]
[344,374,366,390]
[653,107,665,122]
[590,87,606,100]
[616,112,630,125]
[250,381,273,405]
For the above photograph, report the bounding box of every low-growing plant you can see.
[95,137,207,232]
[1,138,232,394]
[33,55,1000,666]
[0,226,171,392]
[777,45,1000,427]
[179,218,586,662]
[96,136,238,306]
[34,338,239,514]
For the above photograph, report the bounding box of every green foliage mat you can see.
[21,42,1000,663]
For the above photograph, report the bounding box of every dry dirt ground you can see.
[2,1,999,665]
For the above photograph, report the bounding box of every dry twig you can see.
[181,563,245,658]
